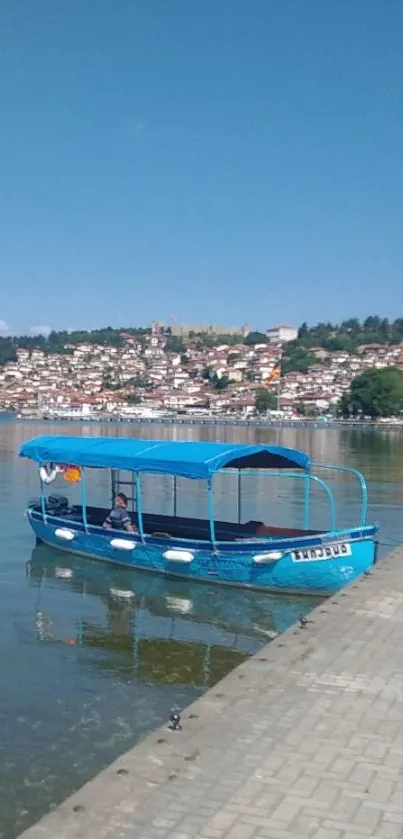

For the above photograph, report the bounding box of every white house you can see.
[266,325,298,344]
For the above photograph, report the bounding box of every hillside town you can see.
[0,321,403,420]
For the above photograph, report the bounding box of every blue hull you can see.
[27,510,377,595]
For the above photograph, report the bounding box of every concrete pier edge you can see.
[17,547,403,839]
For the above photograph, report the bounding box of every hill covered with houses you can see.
[0,317,402,418]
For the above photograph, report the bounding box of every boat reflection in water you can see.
[27,544,319,688]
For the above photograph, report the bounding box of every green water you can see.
[0,420,402,838]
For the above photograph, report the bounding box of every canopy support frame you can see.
[173,476,177,519]
[135,473,145,543]
[207,478,217,552]
[81,467,88,532]
[303,470,310,530]
[39,476,47,524]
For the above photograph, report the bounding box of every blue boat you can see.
[19,436,378,595]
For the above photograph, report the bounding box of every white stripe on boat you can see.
[163,549,194,564]
[55,528,75,541]
[253,551,283,564]
[110,538,137,551]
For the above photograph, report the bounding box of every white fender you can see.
[110,588,135,600]
[55,528,75,541]
[39,464,58,484]
[110,538,137,551]
[165,596,193,614]
[253,551,283,564]
[55,567,74,579]
[163,549,194,564]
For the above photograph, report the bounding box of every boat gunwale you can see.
[27,506,377,552]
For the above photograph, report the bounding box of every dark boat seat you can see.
[33,504,321,542]
[255,524,320,537]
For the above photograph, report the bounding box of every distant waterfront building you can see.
[266,325,298,344]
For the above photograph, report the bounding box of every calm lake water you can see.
[1,419,402,838]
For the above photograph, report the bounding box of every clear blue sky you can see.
[0,0,402,335]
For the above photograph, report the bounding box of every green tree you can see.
[379,318,390,340]
[164,335,186,354]
[339,368,403,418]
[279,314,403,354]
[244,331,268,346]
[281,345,317,374]
[322,334,355,353]
[201,367,230,390]
[341,318,360,333]
[127,376,148,389]
[0,338,17,366]
[255,388,277,413]
[363,315,381,331]
[391,319,403,343]
[209,373,230,390]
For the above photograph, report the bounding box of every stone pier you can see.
[18,548,403,839]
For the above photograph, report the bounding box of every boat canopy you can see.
[19,436,311,480]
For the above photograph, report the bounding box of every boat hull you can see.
[26,510,378,595]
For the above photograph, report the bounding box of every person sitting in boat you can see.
[103,493,136,532]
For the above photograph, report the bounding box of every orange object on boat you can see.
[64,465,81,483]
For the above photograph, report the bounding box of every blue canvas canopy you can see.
[19,436,311,480]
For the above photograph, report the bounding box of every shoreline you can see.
[3,412,403,431]
[16,546,403,839]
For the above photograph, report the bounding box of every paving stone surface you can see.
[17,549,403,839]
